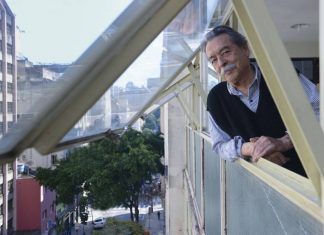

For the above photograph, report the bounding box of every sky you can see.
[6,0,132,64]
[6,0,163,87]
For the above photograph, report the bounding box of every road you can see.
[90,202,163,222]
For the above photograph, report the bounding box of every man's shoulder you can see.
[207,81,227,109]
[208,81,227,97]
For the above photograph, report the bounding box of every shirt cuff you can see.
[234,136,245,158]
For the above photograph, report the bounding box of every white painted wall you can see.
[284,41,319,57]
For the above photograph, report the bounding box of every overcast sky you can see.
[6,0,132,64]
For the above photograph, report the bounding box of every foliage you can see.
[142,129,164,175]
[89,129,163,221]
[79,196,88,212]
[93,217,144,235]
[35,128,164,222]
[142,109,160,133]
[35,149,90,204]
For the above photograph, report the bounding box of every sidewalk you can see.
[144,209,165,235]
[71,222,93,235]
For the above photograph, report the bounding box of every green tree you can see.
[35,128,164,223]
[90,129,163,222]
[142,109,160,133]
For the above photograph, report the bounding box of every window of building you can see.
[6,44,12,55]
[0,185,3,196]
[7,218,13,233]
[51,154,57,165]
[7,83,13,94]
[6,24,11,34]
[8,180,13,193]
[6,63,12,75]
[8,199,13,210]
[7,102,13,113]
[7,162,13,171]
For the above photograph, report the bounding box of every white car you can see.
[93,217,106,229]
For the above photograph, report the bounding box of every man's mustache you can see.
[220,64,236,77]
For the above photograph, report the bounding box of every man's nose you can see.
[217,57,226,70]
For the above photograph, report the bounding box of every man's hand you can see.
[263,152,290,165]
[241,134,293,163]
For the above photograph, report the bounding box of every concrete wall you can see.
[163,98,187,235]
[19,148,65,170]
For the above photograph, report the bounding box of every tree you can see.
[35,128,164,222]
[89,129,163,222]
[142,109,160,133]
[142,129,164,175]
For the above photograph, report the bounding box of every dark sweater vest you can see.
[207,77,306,177]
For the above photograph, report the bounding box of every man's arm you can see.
[209,113,292,165]
[208,114,244,161]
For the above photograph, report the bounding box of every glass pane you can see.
[204,140,221,234]
[2,0,131,142]
[0,0,225,147]
[62,0,223,142]
[226,163,322,234]
[9,0,132,63]
[194,133,202,212]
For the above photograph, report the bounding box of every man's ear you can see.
[243,45,250,57]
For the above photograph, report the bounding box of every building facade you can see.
[16,177,56,234]
[0,1,17,234]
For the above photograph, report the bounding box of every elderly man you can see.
[204,25,319,177]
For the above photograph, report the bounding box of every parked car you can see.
[92,217,106,229]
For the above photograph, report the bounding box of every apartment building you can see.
[0,1,16,234]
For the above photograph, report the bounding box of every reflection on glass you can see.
[1,0,131,142]
[0,0,227,145]
[62,0,224,142]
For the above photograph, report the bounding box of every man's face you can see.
[205,33,250,85]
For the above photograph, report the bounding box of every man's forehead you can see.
[206,35,233,56]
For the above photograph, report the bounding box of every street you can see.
[70,199,164,234]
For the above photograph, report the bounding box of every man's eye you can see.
[211,58,217,64]
[222,50,230,56]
